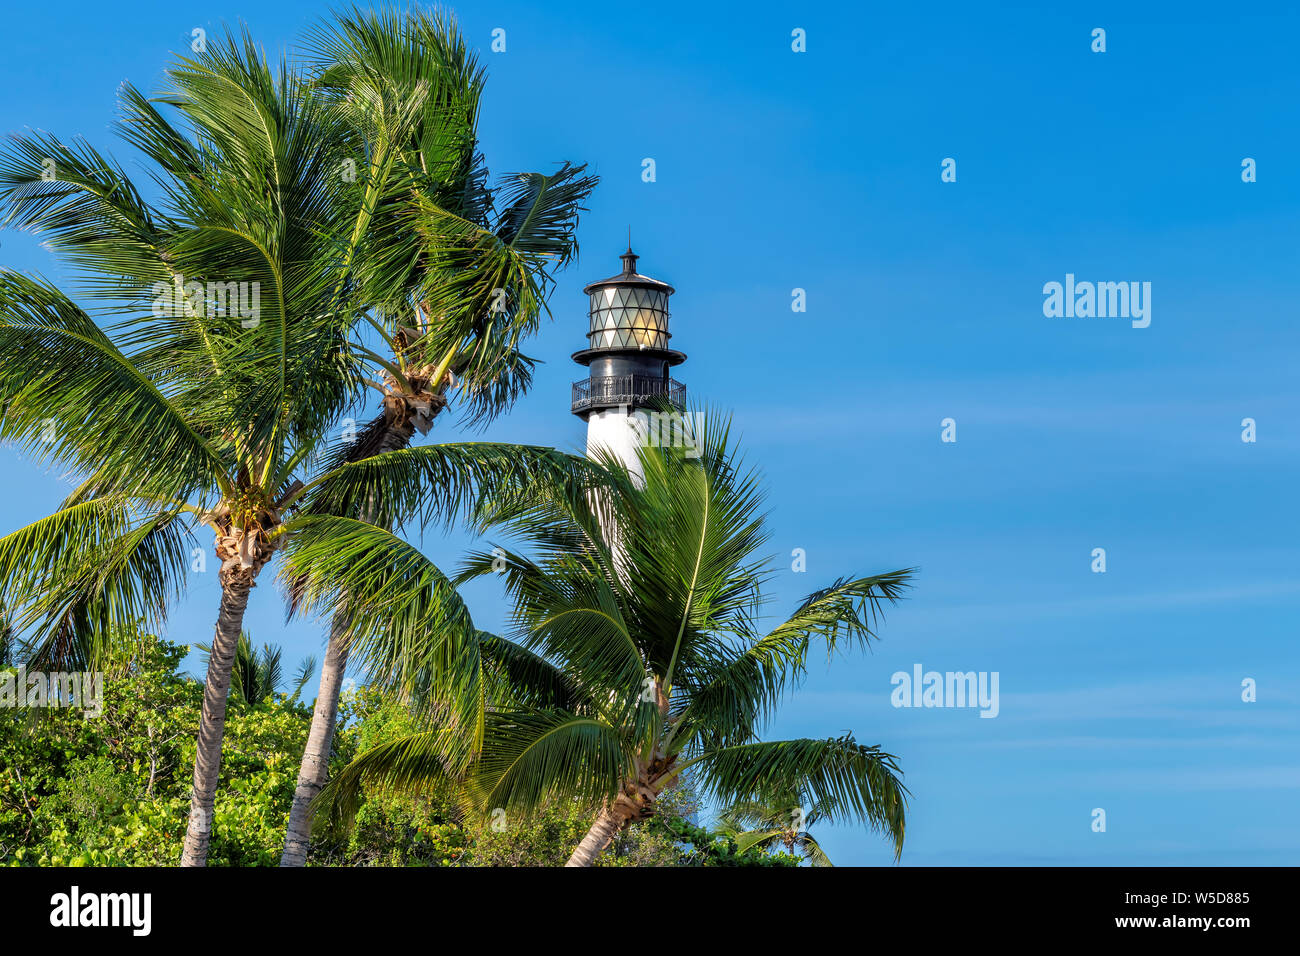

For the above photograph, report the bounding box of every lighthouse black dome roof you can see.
[582,248,675,295]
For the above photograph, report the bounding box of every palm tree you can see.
[716,791,838,866]
[0,27,574,865]
[194,631,317,705]
[0,28,351,865]
[314,415,915,866]
[277,6,596,866]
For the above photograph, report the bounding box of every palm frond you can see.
[302,441,587,530]
[0,129,169,296]
[0,500,193,670]
[0,271,229,503]
[313,726,459,828]
[289,654,317,703]
[690,734,908,859]
[674,571,914,745]
[471,709,632,816]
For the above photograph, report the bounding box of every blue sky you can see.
[3,1,1298,865]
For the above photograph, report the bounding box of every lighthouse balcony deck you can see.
[571,374,687,414]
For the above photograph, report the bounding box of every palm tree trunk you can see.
[279,412,417,866]
[180,573,255,867]
[564,806,630,867]
[279,612,349,866]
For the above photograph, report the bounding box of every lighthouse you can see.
[570,247,686,477]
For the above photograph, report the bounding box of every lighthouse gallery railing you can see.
[571,375,686,414]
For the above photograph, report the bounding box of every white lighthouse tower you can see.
[570,247,686,477]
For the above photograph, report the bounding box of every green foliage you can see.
[716,791,838,866]
[308,685,685,866]
[653,816,801,867]
[49,756,129,825]
[0,631,309,866]
[1,631,715,866]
